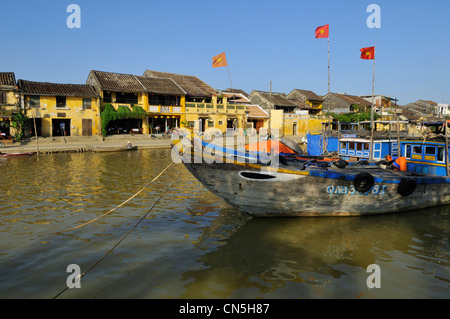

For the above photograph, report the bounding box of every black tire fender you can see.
[397,178,416,197]
[333,159,348,169]
[354,172,375,192]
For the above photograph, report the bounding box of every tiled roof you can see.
[143,69,217,96]
[291,99,317,110]
[135,76,186,95]
[0,72,16,87]
[246,104,269,118]
[223,88,249,97]
[89,70,188,95]
[334,93,372,106]
[257,91,298,107]
[90,70,145,92]
[290,89,323,101]
[18,79,98,97]
[223,92,251,104]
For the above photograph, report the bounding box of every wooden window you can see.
[56,96,66,108]
[103,91,112,103]
[348,142,355,150]
[0,92,7,104]
[29,95,40,108]
[83,98,92,110]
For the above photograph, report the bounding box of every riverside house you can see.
[17,79,100,137]
[0,72,21,137]
[87,70,186,135]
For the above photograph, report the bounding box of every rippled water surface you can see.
[0,150,448,298]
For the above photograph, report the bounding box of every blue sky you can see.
[1,0,449,106]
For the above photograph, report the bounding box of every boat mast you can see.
[445,120,449,176]
[394,98,400,157]
[369,29,377,162]
[268,81,272,140]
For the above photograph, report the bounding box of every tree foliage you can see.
[330,111,379,123]
[100,103,147,136]
[10,112,31,141]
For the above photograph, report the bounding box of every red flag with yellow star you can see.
[315,24,329,38]
[360,47,375,60]
[212,52,227,68]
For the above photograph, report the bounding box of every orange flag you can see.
[212,52,227,68]
[315,24,329,38]
[360,47,375,60]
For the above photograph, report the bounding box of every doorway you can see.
[52,119,71,137]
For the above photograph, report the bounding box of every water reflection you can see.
[180,207,449,299]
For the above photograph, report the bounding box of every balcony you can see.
[185,102,246,114]
[0,104,21,113]
[148,105,182,113]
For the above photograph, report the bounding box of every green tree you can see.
[10,112,31,141]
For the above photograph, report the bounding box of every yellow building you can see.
[87,70,187,135]
[0,72,21,137]
[18,79,100,137]
[143,70,246,135]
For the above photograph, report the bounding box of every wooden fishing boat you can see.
[0,152,37,157]
[89,145,138,153]
[179,136,450,217]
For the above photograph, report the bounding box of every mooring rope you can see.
[55,162,174,234]
[53,169,182,299]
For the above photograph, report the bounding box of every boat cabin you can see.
[339,137,398,161]
[400,140,449,176]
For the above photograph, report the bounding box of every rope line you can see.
[53,169,181,299]
[55,162,174,234]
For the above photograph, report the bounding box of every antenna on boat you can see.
[268,81,272,140]
[445,119,449,176]
[394,97,401,157]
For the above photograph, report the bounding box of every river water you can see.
[0,149,448,299]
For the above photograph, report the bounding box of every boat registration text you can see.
[326,185,387,196]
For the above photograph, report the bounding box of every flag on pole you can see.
[315,24,329,38]
[360,47,375,60]
[212,52,227,68]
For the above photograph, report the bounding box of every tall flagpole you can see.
[369,29,377,161]
[327,35,330,106]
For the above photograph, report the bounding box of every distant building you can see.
[322,92,372,114]
[287,89,323,115]
[248,90,299,113]
[400,100,441,122]
[437,103,449,117]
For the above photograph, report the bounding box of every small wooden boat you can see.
[89,145,138,153]
[0,152,37,157]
